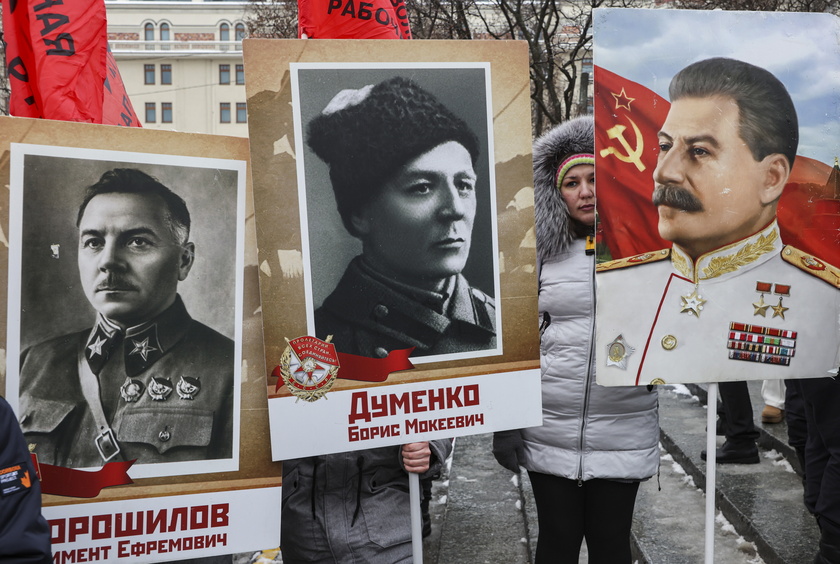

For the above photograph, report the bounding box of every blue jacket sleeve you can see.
[0,396,52,563]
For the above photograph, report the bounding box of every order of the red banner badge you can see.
[279,335,341,402]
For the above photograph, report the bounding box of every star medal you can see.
[606,334,635,370]
[279,336,341,402]
[772,283,790,320]
[176,376,201,400]
[680,286,706,317]
[148,377,174,401]
[120,377,144,402]
[772,298,789,320]
[753,282,771,317]
[752,294,769,316]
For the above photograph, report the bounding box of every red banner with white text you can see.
[1,0,140,126]
[298,0,411,39]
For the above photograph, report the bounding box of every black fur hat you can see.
[532,115,594,261]
[307,77,480,236]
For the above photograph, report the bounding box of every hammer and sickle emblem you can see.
[599,118,646,172]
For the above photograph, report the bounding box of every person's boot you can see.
[700,440,759,464]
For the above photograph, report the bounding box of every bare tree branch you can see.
[242,0,840,133]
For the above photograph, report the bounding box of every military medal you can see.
[148,377,174,401]
[680,286,706,317]
[120,377,144,402]
[176,376,201,400]
[727,322,797,366]
[771,298,789,320]
[279,336,340,402]
[606,334,635,370]
[753,282,771,317]
[772,283,790,320]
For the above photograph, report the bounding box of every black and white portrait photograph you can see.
[293,64,503,364]
[7,144,245,479]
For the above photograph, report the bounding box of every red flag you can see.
[298,0,411,39]
[595,66,671,259]
[595,65,839,265]
[778,159,840,267]
[2,0,140,126]
[101,48,141,127]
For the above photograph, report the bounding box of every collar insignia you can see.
[124,325,164,377]
[85,325,122,374]
[129,337,158,362]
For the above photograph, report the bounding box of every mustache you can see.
[95,276,138,291]
[652,184,704,212]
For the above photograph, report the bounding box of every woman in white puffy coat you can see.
[493,116,659,564]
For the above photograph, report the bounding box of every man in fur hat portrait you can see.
[304,74,497,361]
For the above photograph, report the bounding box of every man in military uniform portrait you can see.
[596,57,840,389]
[17,167,235,470]
[299,69,500,363]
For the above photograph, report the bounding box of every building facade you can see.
[107,0,249,137]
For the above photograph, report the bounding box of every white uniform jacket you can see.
[596,221,840,386]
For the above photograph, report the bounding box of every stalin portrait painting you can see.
[596,57,840,387]
[14,162,239,473]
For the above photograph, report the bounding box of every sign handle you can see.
[409,471,424,563]
[705,382,718,564]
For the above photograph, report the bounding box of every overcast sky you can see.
[594,8,840,165]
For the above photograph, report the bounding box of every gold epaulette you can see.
[596,249,671,272]
[781,246,840,289]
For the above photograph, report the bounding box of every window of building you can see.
[145,102,156,123]
[581,57,593,74]
[235,64,245,85]
[235,23,246,41]
[144,22,154,50]
[144,64,155,85]
[219,64,230,85]
[220,103,231,123]
[236,102,247,123]
[162,102,173,123]
[161,64,172,85]
[160,22,170,50]
[220,23,230,41]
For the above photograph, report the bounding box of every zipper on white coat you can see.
[577,253,597,486]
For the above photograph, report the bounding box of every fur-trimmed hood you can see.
[532,115,594,262]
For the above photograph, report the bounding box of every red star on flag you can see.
[612,88,635,111]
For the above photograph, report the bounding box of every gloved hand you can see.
[492,430,525,473]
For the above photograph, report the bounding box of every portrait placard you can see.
[243,39,541,460]
[0,116,281,562]
[593,9,840,386]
